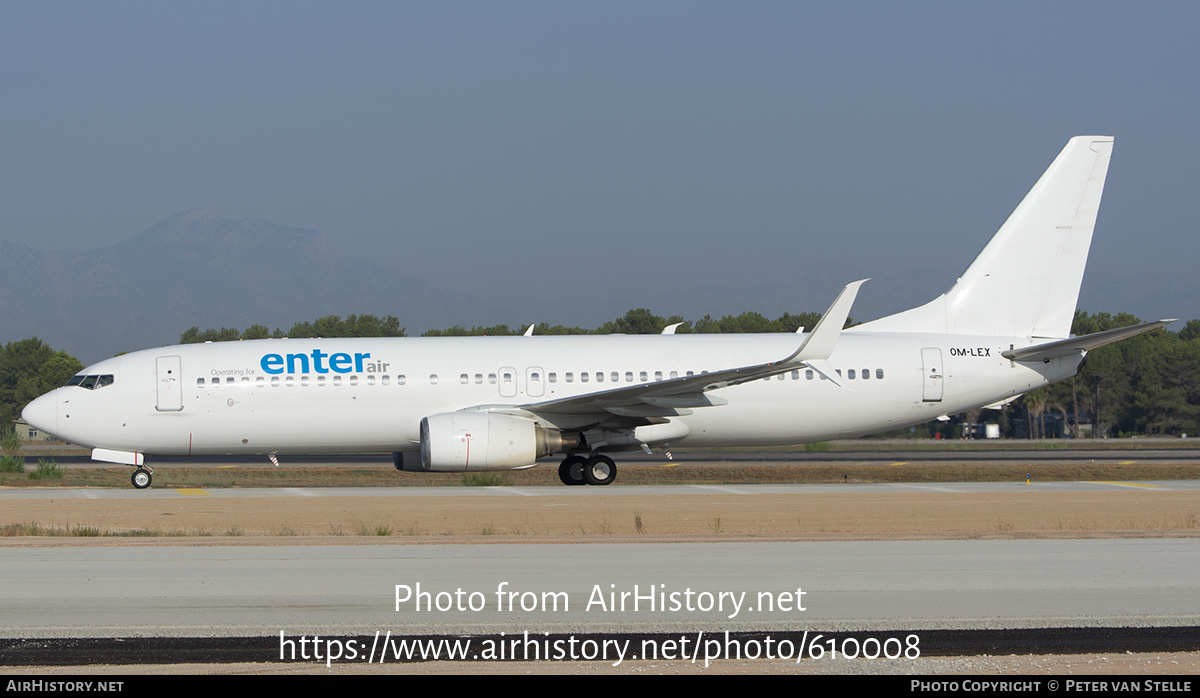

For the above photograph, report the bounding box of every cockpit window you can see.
[69,374,114,390]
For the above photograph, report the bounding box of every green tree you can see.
[0,339,84,430]
[595,309,678,335]
[422,324,520,337]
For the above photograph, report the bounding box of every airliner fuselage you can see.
[26,331,1076,457]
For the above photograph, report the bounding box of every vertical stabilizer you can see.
[855,136,1114,339]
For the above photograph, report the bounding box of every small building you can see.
[13,417,57,443]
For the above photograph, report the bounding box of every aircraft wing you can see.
[1001,319,1176,362]
[519,280,865,418]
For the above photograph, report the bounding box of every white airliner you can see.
[22,136,1173,489]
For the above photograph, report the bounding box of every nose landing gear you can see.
[131,466,153,489]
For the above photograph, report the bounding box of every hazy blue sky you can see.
[2,2,1197,304]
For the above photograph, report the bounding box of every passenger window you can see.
[581,373,589,383]
[333,376,342,386]
[397,374,407,385]
[318,376,326,386]
[367,375,375,386]
[301,376,310,387]
[475,374,483,384]
[460,373,469,385]
[640,371,648,382]
[430,374,439,385]
[350,376,359,386]
[531,372,540,382]
[382,375,390,386]
[654,371,663,381]
[285,377,295,387]
[862,368,869,380]
[611,372,619,382]
[226,376,234,385]
[488,373,497,384]
[876,369,884,379]
[595,372,603,383]
[791,370,799,380]
[548,372,557,383]
[670,371,678,379]
[848,369,856,380]
[566,372,574,383]
[806,370,814,380]
[197,378,205,387]
[256,376,264,386]
[271,377,280,387]
[686,370,694,377]
[241,376,249,385]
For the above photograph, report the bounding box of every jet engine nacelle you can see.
[419,412,568,471]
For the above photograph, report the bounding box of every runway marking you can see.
[218,465,237,469]
[1118,461,1137,465]
[894,483,957,492]
[173,488,210,496]
[1086,481,1167,490]
[890,461,909,466]
[690,485,750,494]
[281,488,315,497]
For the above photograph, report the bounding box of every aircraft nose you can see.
[21,391,58,436]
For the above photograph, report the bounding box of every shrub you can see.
[0,429,21,454]
[28,459,63,480]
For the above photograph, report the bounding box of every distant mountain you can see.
[2,210,1194,364]
[0,210,489,362]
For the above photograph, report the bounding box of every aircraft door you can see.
[525,366,545,398]
[921,348,943,402]
[498,366,518,398]
[156,355,184,411]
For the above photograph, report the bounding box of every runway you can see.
[3,479,1200,500]
[3,477,1198,665]
[2,539,1198,641]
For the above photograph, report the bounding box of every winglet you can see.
[786,279,867,363]
[661,322,683,335]
[523,324,535,337]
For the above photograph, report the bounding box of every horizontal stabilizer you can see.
[1001,319,1176,362]
[982,394,1021,410]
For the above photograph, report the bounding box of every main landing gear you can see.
[558,454,616,486]
[130,466,153,489]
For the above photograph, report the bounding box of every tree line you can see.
[0,338,84,430]
[3,310,1197,437]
